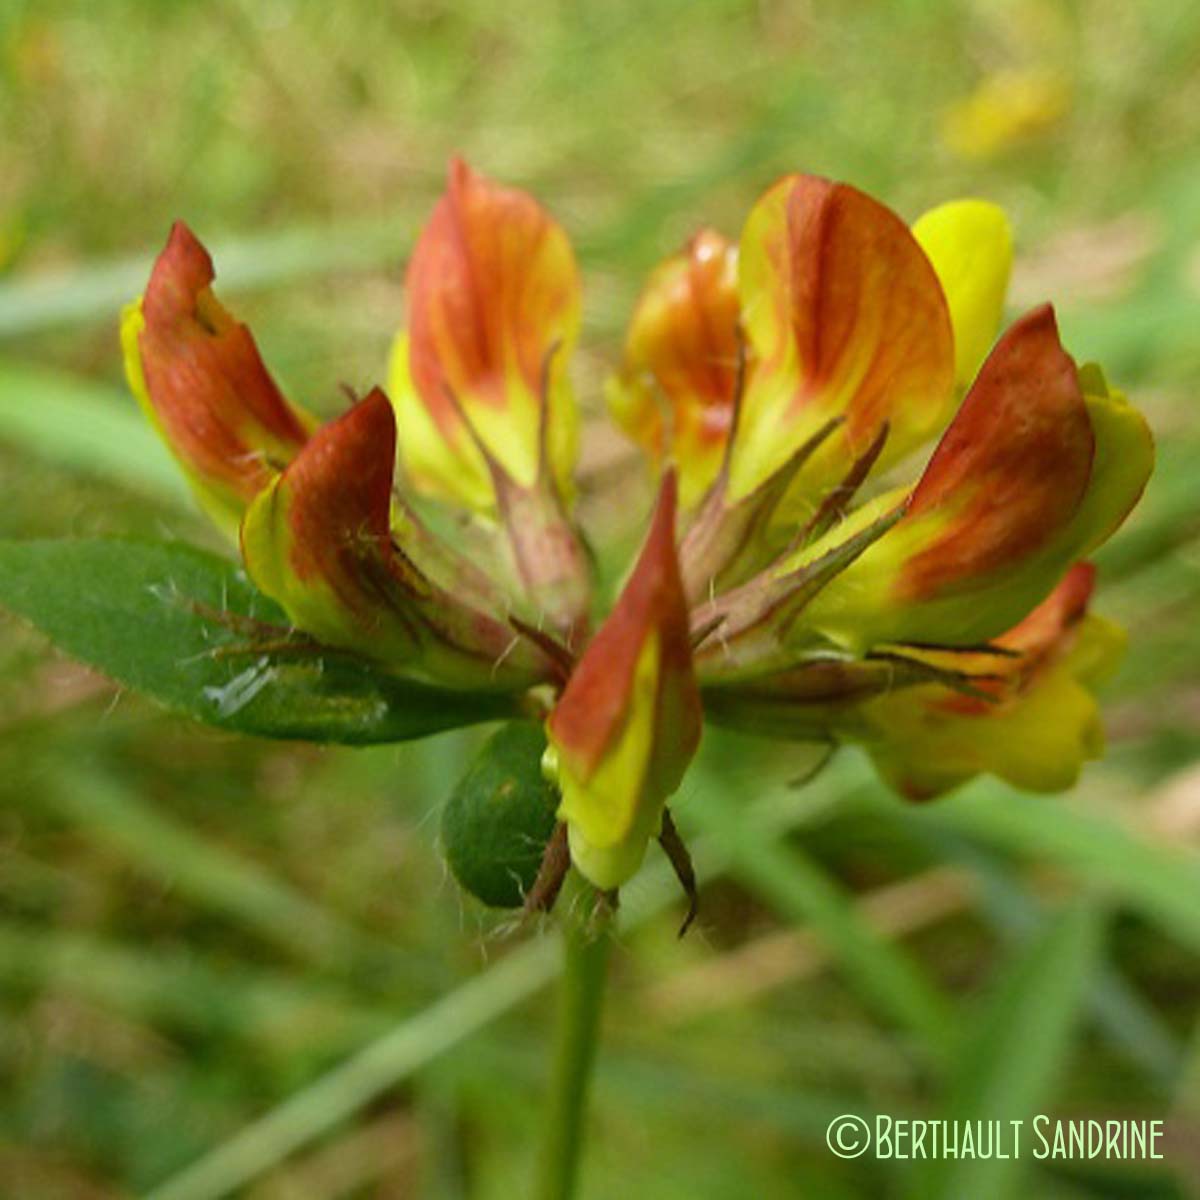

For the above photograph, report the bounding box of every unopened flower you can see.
[544,471,702,890]
[606,229,740,509]
[238,388,552,690]
[124,162,1152,912]
[388,158,589,641]
[122,222,316,534]
[759,304,1136,656]
[673,175,962,599]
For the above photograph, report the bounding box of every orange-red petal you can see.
[133,222,310,519]
[922,562,1097,716]
[785,306,1106,652]
[730,174,955,501]
[900,304,1093,601]
[401,157,581,501]
[545,472,703,887]
[548,471,699,782]
[607,228,740,506]
[997,560,1095,656]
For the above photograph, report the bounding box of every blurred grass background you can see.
[2,0,1200,1196]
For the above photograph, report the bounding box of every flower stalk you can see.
[535,876,613,1200]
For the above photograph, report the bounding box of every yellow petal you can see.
[912,199,1013,387]
[557,634,665,889]
[387,332,495,512]
[857,576,1125,800]
[864,663,1103,799]
[1066,370,1155,557]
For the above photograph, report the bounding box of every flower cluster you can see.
[123,159,1152,899]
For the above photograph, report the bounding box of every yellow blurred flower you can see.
[942,69,1070,160]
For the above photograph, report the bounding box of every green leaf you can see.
[0,537,518,743]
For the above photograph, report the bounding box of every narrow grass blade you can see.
[928,831,1181,1087]
[38,768,403,978]
[0,221,400,339]
[910,785,1200,955]
[683,769,958,1071]
[0,359,186,504]
[909,901,1103,1200]
[0,921,391,1052]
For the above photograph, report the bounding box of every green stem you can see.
[535,879,612,1200]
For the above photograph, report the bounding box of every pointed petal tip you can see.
[302,386,397,501]
[134,220,311,524]
[908,299,1088,529]
[1022,300,1058,336]
[359,384,393,412]
[145,221,215,321]
[654,467,679,527]
[166,218,203,252]
[630,468,684,601]
[447,154,475,192]
[242,389,395,553]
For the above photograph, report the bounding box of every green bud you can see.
[441,721,560,908]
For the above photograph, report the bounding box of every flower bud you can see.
[389,159,591,640]
[606,228,740,508]
[239,388,552,690]
[788,305,1152,653]
[389,157,581,511]
[122,222,314,533]
[441,721,559,908]
[545,471,702,890]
